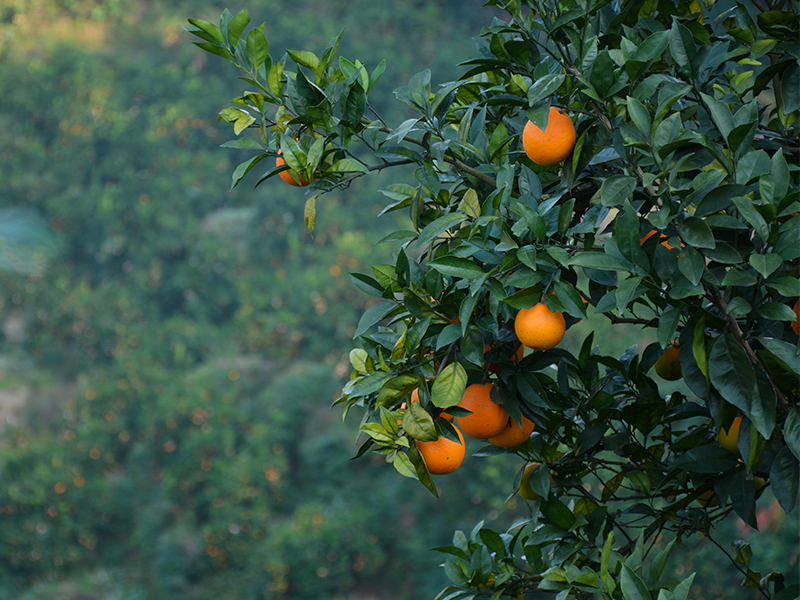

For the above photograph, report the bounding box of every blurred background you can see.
[0,1,795,599]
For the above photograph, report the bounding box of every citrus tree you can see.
[187,0,800,598]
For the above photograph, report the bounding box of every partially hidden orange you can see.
[417,426,466,475]
[276,152,309,187]
[485,343,525,375]
[719,416,742,456]
[455,383,509,439]
[514,303,566,351]
[653,343,682,381]
[792,298,800,335]
[521,107,576,167]
[489,415,535,447]
[640,230,683,250]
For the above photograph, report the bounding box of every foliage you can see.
[0,2,532,599]
[193,0,800,598]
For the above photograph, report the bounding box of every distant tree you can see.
[191,1,799,598]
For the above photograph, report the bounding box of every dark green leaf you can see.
[770,446,798,513]
[708,334,756,419]
[600,175,637,207]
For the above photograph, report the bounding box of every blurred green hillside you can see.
[0,1,795,599]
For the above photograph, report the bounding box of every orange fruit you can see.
[719,416,742,456]
[417,425,466,475]
[653,343,681,381]
[489,415,535,447]
[514,303,566,351]
[640,230,684,250]
[455,383,509,439]
[792,298,800,335]
[696,489,719,507]
[276,152,309,187]
[521,107,576,167]
[518,463,551,500]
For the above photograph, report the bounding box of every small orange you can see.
[696,489,719,507]
[485,343,525,375]
[514,303,566,351]
[719,416,742,456]
[653,343,681,381]
[455,383,509,439]
[792,298,800,335]
[417,426,466,475]
[521,107,576,166]
[276,152,309,187]
[489,415,535,447]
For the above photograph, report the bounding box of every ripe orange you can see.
[640,230,683,250]
[514,303,566,351]
[719,416,742,456]
[653,343,681,381]
[417,426,466,475]
[521,107,576,167]
[410,387,454,422]
[792,298,800,335]
[276,152,309,187]
[489,415,535,447]
[455,383,509,439]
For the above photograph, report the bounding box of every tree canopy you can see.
[190,0,800,598]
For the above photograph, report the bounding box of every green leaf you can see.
[677,217,715,249]
[627,96,651,137]
[759,337,800,378]
[784,408,800,463]
[246,27,269,70]
[600,175,637,207]
[416,213,468,248]
[428,257,484,279]
[431,362,468,409]
[330,158,368,173]
[658,305,682,348]
[539,495,576,529]
[677,246,705,286]
[186,18,225,44]
[570,252,633,273]
[670,445,740,473]
[526,74,565,104]
[669,21,696,78]
[392,451,417,479]
[403,400,437,441]
[648,539,676,588]
[600,531,616,594]
[700,92,734,142]
[732,196,769,241]
[770,446,799,513]
[616,200,642,264]
[231,154,268,189]
[620,564,652,600]
[458,188,481,218]
[748,253,783,279]
[227,8,250,48]
[708,334,756,420]
[287,49,321,72]
[408,441,439,497]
